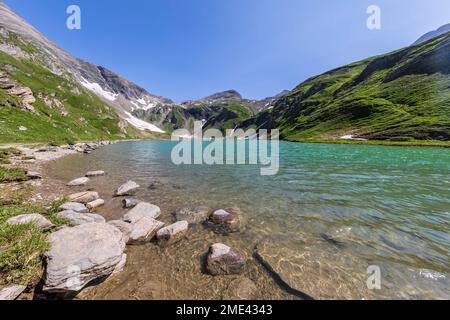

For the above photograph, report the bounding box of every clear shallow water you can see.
[47,141,450,299]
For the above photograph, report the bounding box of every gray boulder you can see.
[68,191,99,204]
[6,214,54,231]
[156,221,188,247]
[107,220,133,244]
[123,202,161,224]
[206,243,246,276]
[66,177,90,186]
[122,198,141,209]
[175,206,211,225]
[57,210,105,225]
[115,180,139,196]
[58,202,88,213]
[128,217,165,244]
[43,223,126,293]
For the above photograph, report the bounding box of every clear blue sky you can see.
[5,0,450,101]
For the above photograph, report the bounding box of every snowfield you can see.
[80,78,118,101]
[123,111,165,133]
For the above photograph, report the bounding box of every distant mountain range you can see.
[0,2,448,143]
[414,23,450,45]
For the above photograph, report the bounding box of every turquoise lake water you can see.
[49,141,450,299]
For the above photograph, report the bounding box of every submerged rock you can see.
[129,217,165,245]
[6,214,54,231]
[123,202,161,224]
[0,285,26,300]
[175,206,211,225]
[254,238,371,300]
[58,202,89,213]
[209,208,241,233]
[85,170,106,177]
[66,177,90,187]
[122,198,141,209]
[156,221,188,247]
[206,243,246,276]
[223,277,257,300]
[107,220,133,244]
[44,223,126,293]
[57,210,105,225]
[115,181,140,196]
[68,191,99,204]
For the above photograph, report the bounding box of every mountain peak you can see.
[204,90,242,102]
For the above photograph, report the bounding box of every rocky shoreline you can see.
[0,142,270,301]
[1,140,385,300]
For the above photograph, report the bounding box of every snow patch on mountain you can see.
[123,111,165,133]
[80,78,118,101]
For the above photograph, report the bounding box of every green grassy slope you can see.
[244,33,450,142]
[0,34,142,144]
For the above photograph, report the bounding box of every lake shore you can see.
[1,140,449,300]
[0,141,292,300]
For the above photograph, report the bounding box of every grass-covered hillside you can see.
[0,32,143,145]
[136,100,253,134]
[243,32,450,142]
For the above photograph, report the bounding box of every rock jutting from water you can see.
[68,191,99,204]
[122,198,141,209]
[156,221,189,247]
[122,202,161,224]
[208,208,241,233]
[66,177,90,187]
[86,199,105,211]
[128,217,165,245]
[115,180,140,197]
[205,243,246,276]
[44,223,126,293]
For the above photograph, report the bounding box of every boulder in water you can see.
[208,208,241,233]
[68,191,99,204]
[128,217,165,244]
[206,243,246,276]
[123,202,161,224]
[156,221,188,247]
[115,181,140,196]
[66,177,90,187]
